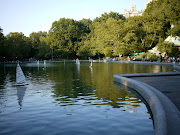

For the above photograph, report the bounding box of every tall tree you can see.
[4,32,31,61]
[49,18,92,58]
[144,0,180,56]
[86,12,126,57]
[49,18,76,58]
[0,27,5,61]
[29,31,47,58]
[94,11,125,22]
[37,35,51,59]
[165,0,180,36]
[124,16,164,53]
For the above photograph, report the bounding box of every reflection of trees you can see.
[0,64,17,86]
[0,65,6,89]
[46,62,173,109]
[50,62,143,109]
[0,62,172,114]
[90,63,141,108]
[50,63,95,99]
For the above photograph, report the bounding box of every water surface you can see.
[0,62,173,135]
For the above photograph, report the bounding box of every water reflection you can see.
[50,62,173,112]
[52,79,143,112]
[114,82,153,117]
[77,64,80,76]
[0,62,171,135]
[16,86,26,109]
[90,66,93,77]
[43,64,46,73]
[37,62,39,73]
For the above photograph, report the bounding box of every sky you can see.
[0,0,147,37]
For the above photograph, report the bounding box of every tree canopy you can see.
[3,32,31,61]
[0,0,179,61]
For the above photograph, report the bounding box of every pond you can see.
[0,61,173,135]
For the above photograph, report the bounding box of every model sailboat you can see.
[76,58,80,65]
[13,63,28,86]
[44,60,46,65]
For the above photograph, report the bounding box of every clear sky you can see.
[0,0,147,37]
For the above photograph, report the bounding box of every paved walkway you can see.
[132,75,180,112]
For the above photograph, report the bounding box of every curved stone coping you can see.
[113,73,180,135]
[119,72,180,77]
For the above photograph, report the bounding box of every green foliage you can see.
[29,31,48,58]
[1,2,180,61]
[0,27,5,61]
[169,47,180,57]
[4,32,31,61]
[144,0,179,37]
[48,18,92,58]
[136,53,158,60]
[170,22,180,37]
[94,11,125,22]
[157,38,172,54]
[37,36,51,59]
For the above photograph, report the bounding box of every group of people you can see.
[167,57,180,62]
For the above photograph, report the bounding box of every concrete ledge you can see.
[121,72,180,78]
[113,73,180,135]
[112,60,174,66]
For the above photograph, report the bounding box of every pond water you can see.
[0,62,173,135]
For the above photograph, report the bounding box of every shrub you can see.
[136,53,158,61]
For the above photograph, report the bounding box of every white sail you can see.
[77,59,80,65]
[76,58,80,65]
[16,64,27,85]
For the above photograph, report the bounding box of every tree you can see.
[87,12,126,57]
[157,38,172,55]
[37,36,51,59]
[144,0,179,37]
[94,11,125,22]
[144,0,180,55]
[49,18,92,58]
[4,32,31,61]
[166,0,180,36]
[49,18,77,58]
[29,31,47,58]
[122,16,165,53]
[0,27,5,61]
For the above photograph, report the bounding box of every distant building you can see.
[124,0,154,18]
[124,5,143,18]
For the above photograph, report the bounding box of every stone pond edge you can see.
[113,72,180,135]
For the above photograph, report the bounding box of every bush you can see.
[136,53,158,61]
